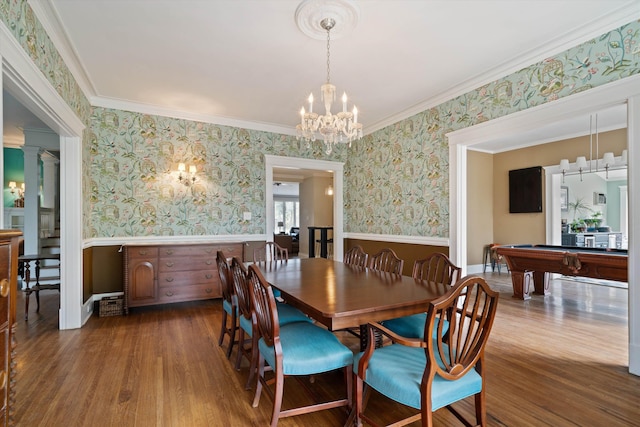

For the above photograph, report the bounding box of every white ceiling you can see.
[4,1,638,151]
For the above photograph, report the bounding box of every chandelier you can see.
[558,114,628,182]
[296,16,362,154]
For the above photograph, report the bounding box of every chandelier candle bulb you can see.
[342,92,347,113]
[308,93,313,113]
[353,106,358,124]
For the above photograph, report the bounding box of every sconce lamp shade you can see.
[178,163,186,172]
[576,156,588,170]
[189,165,197,174]
[621,150,628,165]
[8,181,16,190]
[602,152,615,167]
[277,221,284,227]
[559,159,570,171]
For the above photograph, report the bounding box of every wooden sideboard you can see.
[0,230,21,426]
[123,242,244,313]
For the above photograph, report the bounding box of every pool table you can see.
[496,244,628,300]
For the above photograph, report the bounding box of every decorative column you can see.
[21,145,41,255]
[40,153,59,238]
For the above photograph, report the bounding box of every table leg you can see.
[308,228,316,257]
[320,228,328,259]
[23,261,31,320]
[532,271,550,295]
[510,270,533,300]
[35,259,41,312]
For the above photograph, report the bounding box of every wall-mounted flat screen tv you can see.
[509,166,542,213]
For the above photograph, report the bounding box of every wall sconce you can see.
[8,181,25,207]
[325,184,334,196]
[177,163,197,186]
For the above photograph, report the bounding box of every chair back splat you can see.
[253,242,288,265]
[354,275,499,427]
[412,252,461,285]
[343,245,368,268]
[368,248,404,275]
[216,251,237,359]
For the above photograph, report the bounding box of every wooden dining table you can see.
[257,258,450,350]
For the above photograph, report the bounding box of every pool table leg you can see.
[532,271,550,295]
[511,271,532,300]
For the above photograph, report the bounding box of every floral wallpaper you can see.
[1,0,639,240]
[345,19,639,236]
[87,108,346,237]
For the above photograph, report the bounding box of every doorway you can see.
[447,74,640,374]
[265,155,344,261]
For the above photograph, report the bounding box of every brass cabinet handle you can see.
[165,262,174,267]
[205,274,212,279]
[205,249,213,254]
[205,260,212,265]
[205,288,212,294]
[138,250,147,255]
[165,291,174,297]
[166,249,174,255]
[165,277,174,282]
[0,278,9,298]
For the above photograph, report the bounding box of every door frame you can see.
[1,22,85,329]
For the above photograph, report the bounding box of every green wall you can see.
[3,148,24,207]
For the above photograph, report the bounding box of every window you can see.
[274,198,299,234]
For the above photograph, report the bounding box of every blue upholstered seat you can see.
[382,314,448,339]
[259,321,354,376]
[239,301,311,337]
[353,343,481,411]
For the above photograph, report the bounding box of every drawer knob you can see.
[165,291,174,297]
[0,278,9,298]
[205,288,213,294]
[165,262,174,267]
[165,277,174,282]
[205,274,213,279]
[205,260,212,265]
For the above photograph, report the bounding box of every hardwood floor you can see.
[12,273,640,426]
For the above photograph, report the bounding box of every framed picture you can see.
[560,186,569,211]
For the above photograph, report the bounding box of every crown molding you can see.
[365,2,640,134]
[92,95,298,136]
[28,0,97,99]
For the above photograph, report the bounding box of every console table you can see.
[124,242,244,313]
[18,253,60,320]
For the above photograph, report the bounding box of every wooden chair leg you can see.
[226,310,237,359]
[218,311,228,347]
[235,328,246,371]
[270,369,285,427]
[252,354,265,408]
[354,376,364,427]
[245,331,259,390]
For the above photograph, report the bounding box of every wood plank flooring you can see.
[11,273,640,426]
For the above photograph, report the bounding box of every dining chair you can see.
[382,253,461,339]
[253,242,289,264]
[216,251,237,359]
[368,248,404,274]
[231,258,312,390]
[353,275,499,427]
[247,264,353,427]
[343,245,368,268]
